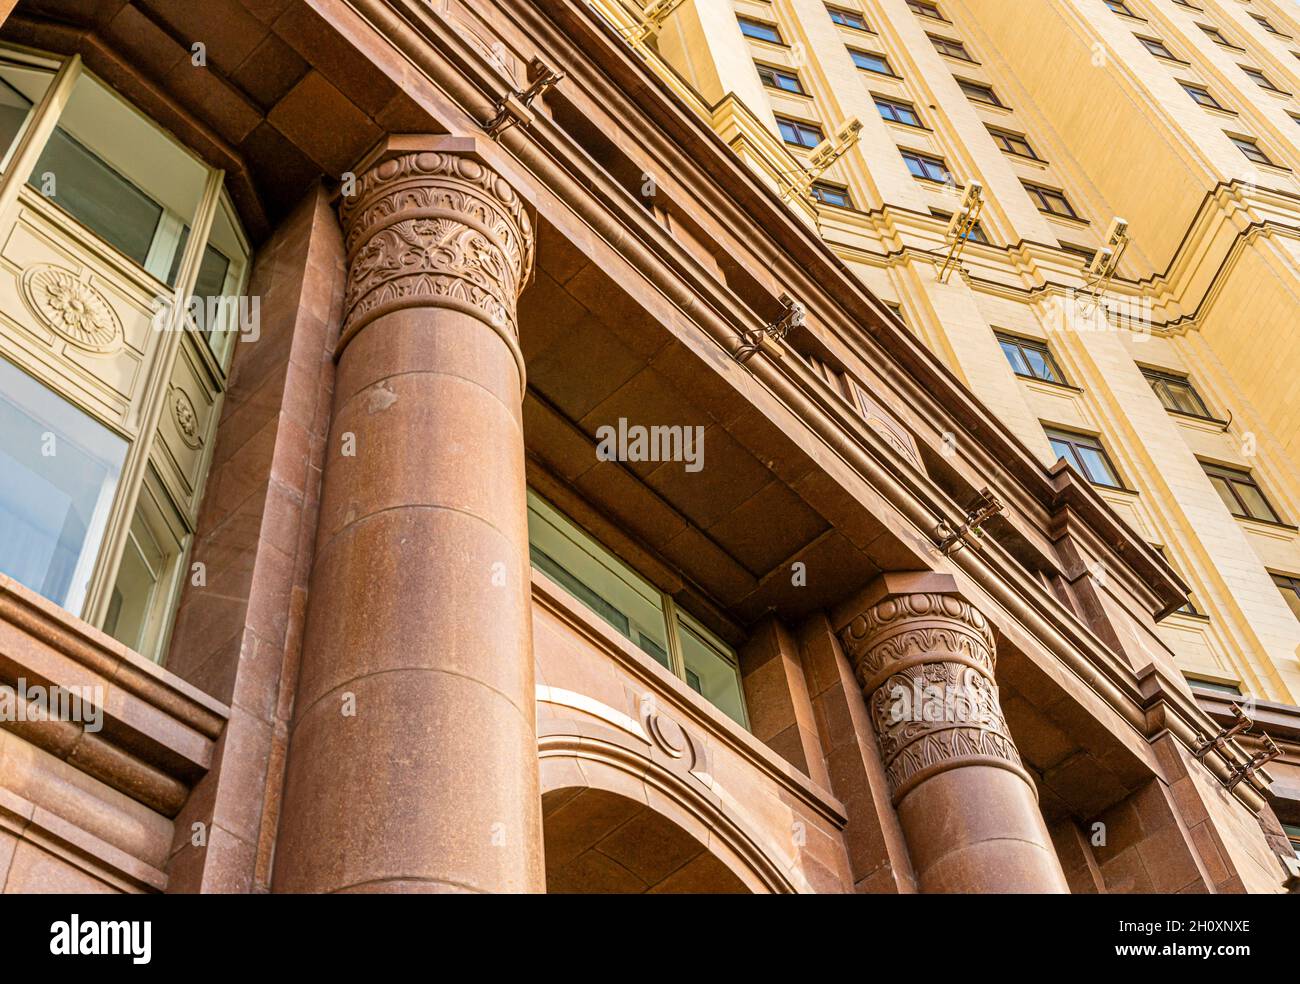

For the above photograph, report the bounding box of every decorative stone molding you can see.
[20,264,123,354]
[337,145,534,358]
[839,590,1026,802]
[170,386,202,449]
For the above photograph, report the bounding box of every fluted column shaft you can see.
[274,138,543,893]
[838,577,1068,893]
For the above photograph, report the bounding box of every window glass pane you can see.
[999,339,1030,375]
[1233,480,1276,522]
[1207,474,1241,515]
[677,615,746,726]
[27,71,207,276]
[1024,347,1058,382]
[1075,445,1118,486]
[0,356,126,613]
[1048,437,1075,465]
[0,60,52,171]
[1273,576,1300,622]
[526,492,671,666]
[103,509,164,654]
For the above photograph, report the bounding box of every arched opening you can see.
[543,787,751,894]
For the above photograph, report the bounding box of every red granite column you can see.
[273,137,543,893]
[837,573,1068,893]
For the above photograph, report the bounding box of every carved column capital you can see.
[839,586,1028,802]
[338,143,535,361]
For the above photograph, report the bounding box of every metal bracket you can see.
[1224,733,1280,792]
[1192,702,1253,761]
[485,56,565,139]
[934,488,1004,555]
[736,293,806,363]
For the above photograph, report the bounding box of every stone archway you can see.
[543,787,750,893]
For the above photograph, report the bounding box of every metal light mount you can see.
[625,0,687,44]
[736,293,806,363]
[936,181,984,284]
[1192,701,1254,761]
[935,487,1004,555]
[1225,733,1281,792]
[782,118,863,202]
[485,56,565,139]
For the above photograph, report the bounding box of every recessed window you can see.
[901,148,951,182]
[998,333,1066,383]
[527,491,748,726]
[929,35,974,61]
[1152,545,1200,615]
[1240,65,1284,92]
[1045,427,1123,488]
[1172,0,1201,10]
[756,62,805,94]
[1023,180,1080,219]
[875,95,923,127]
[1229,133,1276,165]
[956,77,1003,106]
[987,125,1038,159]
[776,115,824,148]
[1282,823,1300,860]
[1058,241,1097,264]
[1202,462,1281,523]
[1138,36,1179,60]
[811,181,853,207]
[849,48,894,75]
[1180,81,1225,110]
[1185,676,1241,696]
[1200,24,1238,48]
[1250,14,1288,38]
[1104,0,1136,16]
[1142,368,1213,418]
[739,16,783,44]
[906,0,945,20]
[827,5,870,31]
[1271,571,1300,622]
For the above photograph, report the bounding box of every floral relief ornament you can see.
[171,387,202,449]
[20,264,124,354]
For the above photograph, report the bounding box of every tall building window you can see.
[1023,181,1081,219]
[1186,676,1241,696]
[1104,0,1136,15]
[738,17,783,44]
[1180,81,1225,110]
[849,48,894,75]
[956,77,1003,106]
[1137,36,1180,60]
[929,35,974,61]
[1228,133,1276,165]
[900,148,951,182]
[1201,462,1282,523]
[987,125,1038,158]
[1282,823,1300,860]
[997,333,1066,383]
[1200,24,1239,48]
[1045,427,1124,488]
[0,46,249,662]
[776,115,824,148]
[1271,572,1300,622]
[1141,368,1213,418]
[811,181,853,207]
[527,491,749,727]
[906,0,945,20]
[1250,14,1288,38]
[932,208,987,242]
[1240,66,1285,92]
[827,5,870,31]
[756,63,805,94]
[875,95,923,127]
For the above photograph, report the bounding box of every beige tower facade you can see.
[604,0,1300,763]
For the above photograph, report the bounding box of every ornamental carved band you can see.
[338,150,535,346]
[838,593,1025,802]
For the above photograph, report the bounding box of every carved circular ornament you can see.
[20,264,123,354]
[170,387,202,449]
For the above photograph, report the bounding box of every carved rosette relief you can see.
[338,150,534,347]
[839,592,1025,801]
[20,264,123,354]
[170,387,202,449]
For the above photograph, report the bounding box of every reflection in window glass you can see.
[103,507,164,653]
[0,60,52,170]
[0,357,126,613]
[526,491,671,667]
[677,615,747,726]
